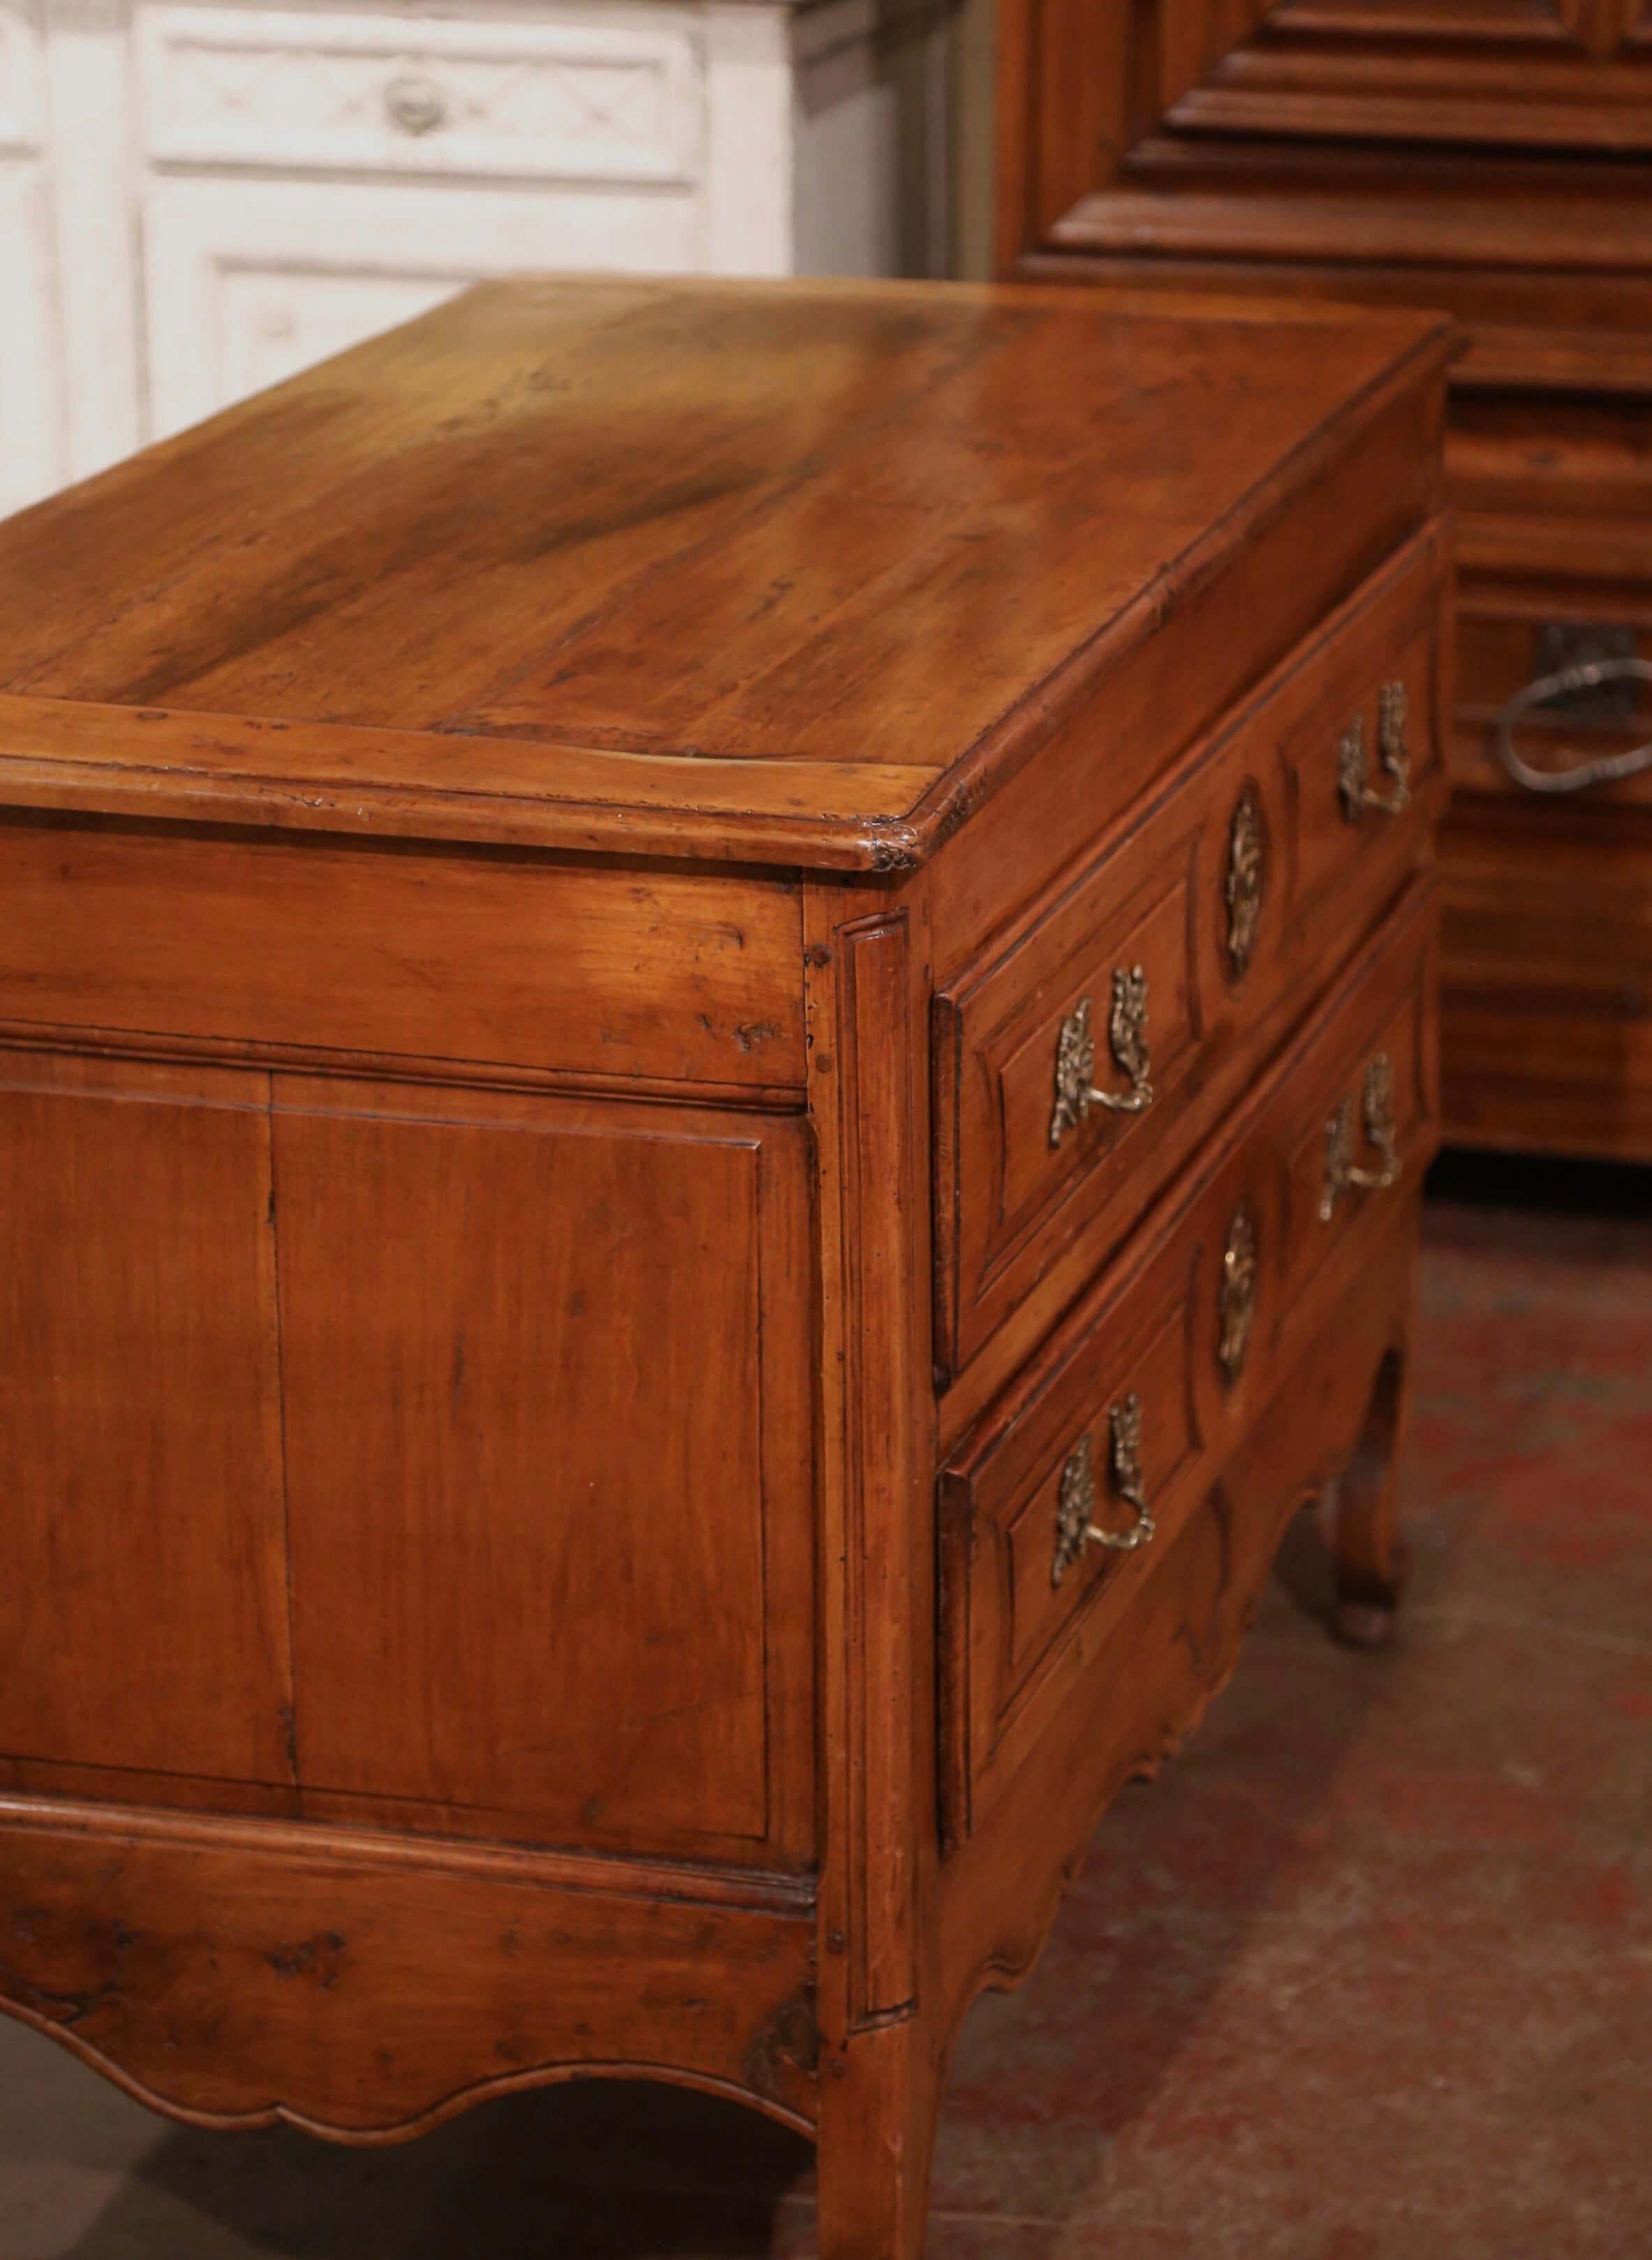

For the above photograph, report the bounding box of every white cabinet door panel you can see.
[0,0,45,154]
[0,162,64,515]
[143,173,702,438]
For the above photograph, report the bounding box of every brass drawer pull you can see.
[1225,785,1264,976]
[1052,1394,1156,1585]
[1049,967,1153,1146]
[1319,1052,1402,1223]
[1218,1197,1258,1382]
[1338,682,1411,823]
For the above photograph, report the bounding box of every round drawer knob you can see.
[385,71,448,137]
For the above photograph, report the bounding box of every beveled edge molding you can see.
[0,694,935,875]
[0,1789,817,1906]
[0,372,1454,879]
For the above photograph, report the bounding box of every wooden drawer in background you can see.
[1449,390,1652,807]
[1438,392,1652,1156]
[938,883,1437,1849]
[1452,605,1652,812]
[932,520,1447,1384]
[1440,804,1652,1160]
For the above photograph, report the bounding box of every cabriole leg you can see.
[1332,1345,1413,1650]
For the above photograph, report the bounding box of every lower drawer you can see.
[938,881,1437,1847]
[1440,800,1652,1161]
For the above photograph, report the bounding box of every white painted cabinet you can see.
[0,1,64,513]
[2,0,951,507]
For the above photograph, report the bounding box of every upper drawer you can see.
[938,881,1438,1848]
[0,820,804,1095]
[933,518,1448,1383]
[137,8,702,184]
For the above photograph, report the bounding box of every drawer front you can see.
[0,821,805,1094]
[138,7,702,185]
[934,519,1447,1380]
[1439,805,1652,1161]
[938,882,1437,1847]
[1278,964,1434,1323]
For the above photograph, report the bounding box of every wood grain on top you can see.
[0,276,1450,867]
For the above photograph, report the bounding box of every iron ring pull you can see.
[1494,656,1652,795]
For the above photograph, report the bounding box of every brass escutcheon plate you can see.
[1218,1197,1259,1382]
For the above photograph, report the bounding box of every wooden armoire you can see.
[997,1,1652,1161]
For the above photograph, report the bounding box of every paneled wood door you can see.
[1001,0,1652,265]
[1169,0,1652,149]
[0,1050,295,1790]
[270,1078,816,1868]
[0,1055,814,1865]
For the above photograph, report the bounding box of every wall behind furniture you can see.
[946,0,989,279]
[0,0,957,513]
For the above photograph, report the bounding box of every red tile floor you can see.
[2,1167,1649,2259]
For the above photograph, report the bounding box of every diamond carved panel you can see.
[138,6,702,184]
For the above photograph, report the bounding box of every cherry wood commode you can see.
[0,279,1451,2255]
[998,0,1652,1161]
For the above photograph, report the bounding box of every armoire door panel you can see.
[271,1079,813,1863]
[1163,0,1652,148]
[0,1050,295,1786]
